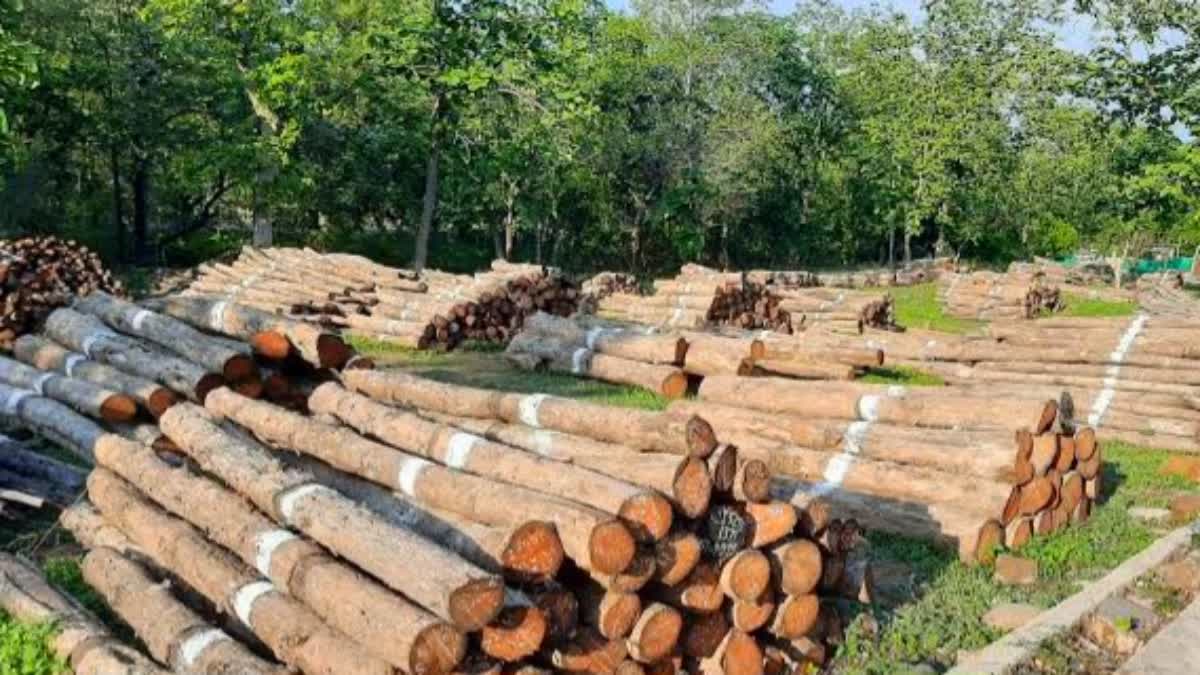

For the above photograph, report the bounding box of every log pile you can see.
[1138,282,1200,319]
[774,289,899,334]
[582,272,641,301]
[685,375,1101,562]
[0,236,125,349]
[183,246,583,350]
[938,270,1064,320]
[597,264,793,333]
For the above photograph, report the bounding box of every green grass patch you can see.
[890,283,987,334]
[861,366,946,387]
[831,441,1200,674]
[1058,293,1137,318]
[0,616,67,675]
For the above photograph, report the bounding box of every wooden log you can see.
[506,344,688,399]
[655,561,723,614]
[205,388,635,576]
[683,612,729,659]
[43,308,224,402]
[768,539,823,596]
[752,359,857,380]
[341,369,714,456]
[481,601,548,663]
[0,552,167,675]
[81,547,282,674]
[0,433,85,504]
[627,603,683,664]
[14,335,179,417]
[76,292,258,381]
[654,531,703,586]
[156,403,506,631]
[521,312,687,364]
[550,628,629,673]
[579,585,641,640]
[91,433,466,672]
[718,549,772,602]
[0,383,102,463]
[745,502,798,548]
[86,470,397,675]
[730,591,776,633]
[0,354,137,422]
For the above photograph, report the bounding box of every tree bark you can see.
[110,146,126,263]
[413,95,443,273]
[132,159,149,263]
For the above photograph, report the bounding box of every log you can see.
[481,601,547,663]
[86,469,394,675]
[0,383,102,463]
[75,292,258,381]
[768,539,823,596]
[156,403,505,631]
[0,354,137,422]
[521,313,686,364]
[0,433,85,504]
[43,308,224,402]
[0,552,167,675]
[627,603,683,664]
[304,384,673,542]
[91,433,467,672]
[579,585,642,640]
[718,549,772,602]
[81,547,282,674]
[730,592,775,633]
[654,531,703,586]
[550,628,629,673]
[13,335,179,417]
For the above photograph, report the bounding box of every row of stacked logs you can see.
[184,246,583,350]
[747,258,952,291]
[773,289,899,334]
[0,236,125,349]
[1138,281,1200,319]
[938,270,1064,320]
[505,313,884,398]
[597,265,793,333]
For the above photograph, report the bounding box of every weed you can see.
[889,283,987,334]
[861,366,945,387]
[0,616,67,675]
[1058,294,1137,318]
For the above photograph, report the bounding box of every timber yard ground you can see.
[0,283,1195,675]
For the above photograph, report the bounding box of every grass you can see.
[861,366,946,387]
[1058,293,1138,318]
[889,283,987,334]
[831,441,1200,674]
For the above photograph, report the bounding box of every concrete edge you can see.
[946,519,1200,675]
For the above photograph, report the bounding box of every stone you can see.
[1168,493,1200,521]
[1158,558,1200,593]
[994,554,1038,586]
[1128,506,1172,522]
[1082,596,1161,655]
[1160,456,1200,483]
[982,603,1042,631]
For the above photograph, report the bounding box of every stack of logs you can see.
[938,270,1064,320]
[1138,280,1200,319]
[506,313,884,397]
[582,272,641,301]
[774,289,899,334]
[677,376,1102,563]
[597,265,792,333]
[185,246,582,350]
[0,236,125,349]
[0,304,876,673]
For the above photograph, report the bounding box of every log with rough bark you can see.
[775,289,898,332]
[13,335,179,417]
[0,382,102,463]
[91,432,467,672]
[521,312,686,365]
[0,354,137,422]
[505,331,688,399]
[0,552,166,675]
[157,402,507,631]
[0,433,85,505]
[43,308,225,402]
[938,270,1063,320]
[75,292,258,381]
[80,547,284,674]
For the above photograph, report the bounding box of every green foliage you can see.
[890,283,987,334]
[860,366,946,387]
[1059,293,1138,318]
[0,616,66,675]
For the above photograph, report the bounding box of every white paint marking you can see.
[277,484,332,523]
[63,354,85,377]
[857,395,882,422]
[531,430,557,457]
[232,581,274,627]
[585,327,607,350]
[518,394,549,428]
[571,348,590,374]
[31,373,54,396]
[398,457,432,496]
[209,301,229,331]
[2,390,30,415]
[253,529,298,577]
[445,433,480,469]
[178,629,229,668]
[1086,313,1147,428]
[130,309,154,332]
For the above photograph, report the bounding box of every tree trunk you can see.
[132,160,149,263]
[413,96,443,273]
[888,227,896,269]
[110,146,125,263]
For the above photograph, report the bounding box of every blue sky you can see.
[603,0,1102,54]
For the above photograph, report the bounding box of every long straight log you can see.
[341,369,715,456]
[521,312,687,364]
[86,470,394,675]
[156,403,505,631]
[13,335,179,417]
[304,384,673,542]
[506,337,688,399]
[0,383,102,463]
[0,355,137,423]
[43,308,224,402]
[76,292,258,381]
[0,552,167,675]
[81,547,283,674]
[91,433,466,673]
[0,433,85,504]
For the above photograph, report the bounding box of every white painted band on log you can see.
[857,395,881,422]
[2,390,30,415]
[277,483,333,523]
[1087,312,1148,427]
[670,308,684,325]
[571,348,589,374]
[31,373,54,396]
[585,327,608,350]
[398,457,433,496]
[80,334,104,357]
[232,581,275,627]
[178,628,229,668]
[130,309,153,332]
[63,354,85,377]
[254,529,298,577]
[209,301,229,331]
[445,433,480,469]
[531,430,557,457]
[518,394,549,428]
[887,385,907,398]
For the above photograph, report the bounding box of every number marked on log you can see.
[518,394,549,428]
[446,433,481,469]
[232,581,275,627]
[254,529,298,577]
[179,628,230,668]
[1087,313,1148,427]
[398,457,433,496]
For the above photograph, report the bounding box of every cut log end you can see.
[606,549,657,594]
[223,354,259,382]
[661,372,688,400]
[250,331,292,360]
[720,549,771,602]
[448,577,507,632]
[671,456,713,519]
[973,519,1004,565]
[481,606,547,663]
[708,444,739,493]
[146,388,180,418]
[619,492,675,543]
[195,373,226,404]
[628,603,683,664]
[1075,427,1097,461]
[773,539,823,596]
[589,520,638,576]
[597,591,642,640]
[731,594,775,633]
[737,459,771,503]
[502,521,564,583]
[98,394,139,423]
[412,622,470,675]
[1036,399,1058,435]
[722,631,765,675]
[685,415,718,458]
[654,532,702,587]
[771,594,820,639]
[317,334,354,370]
